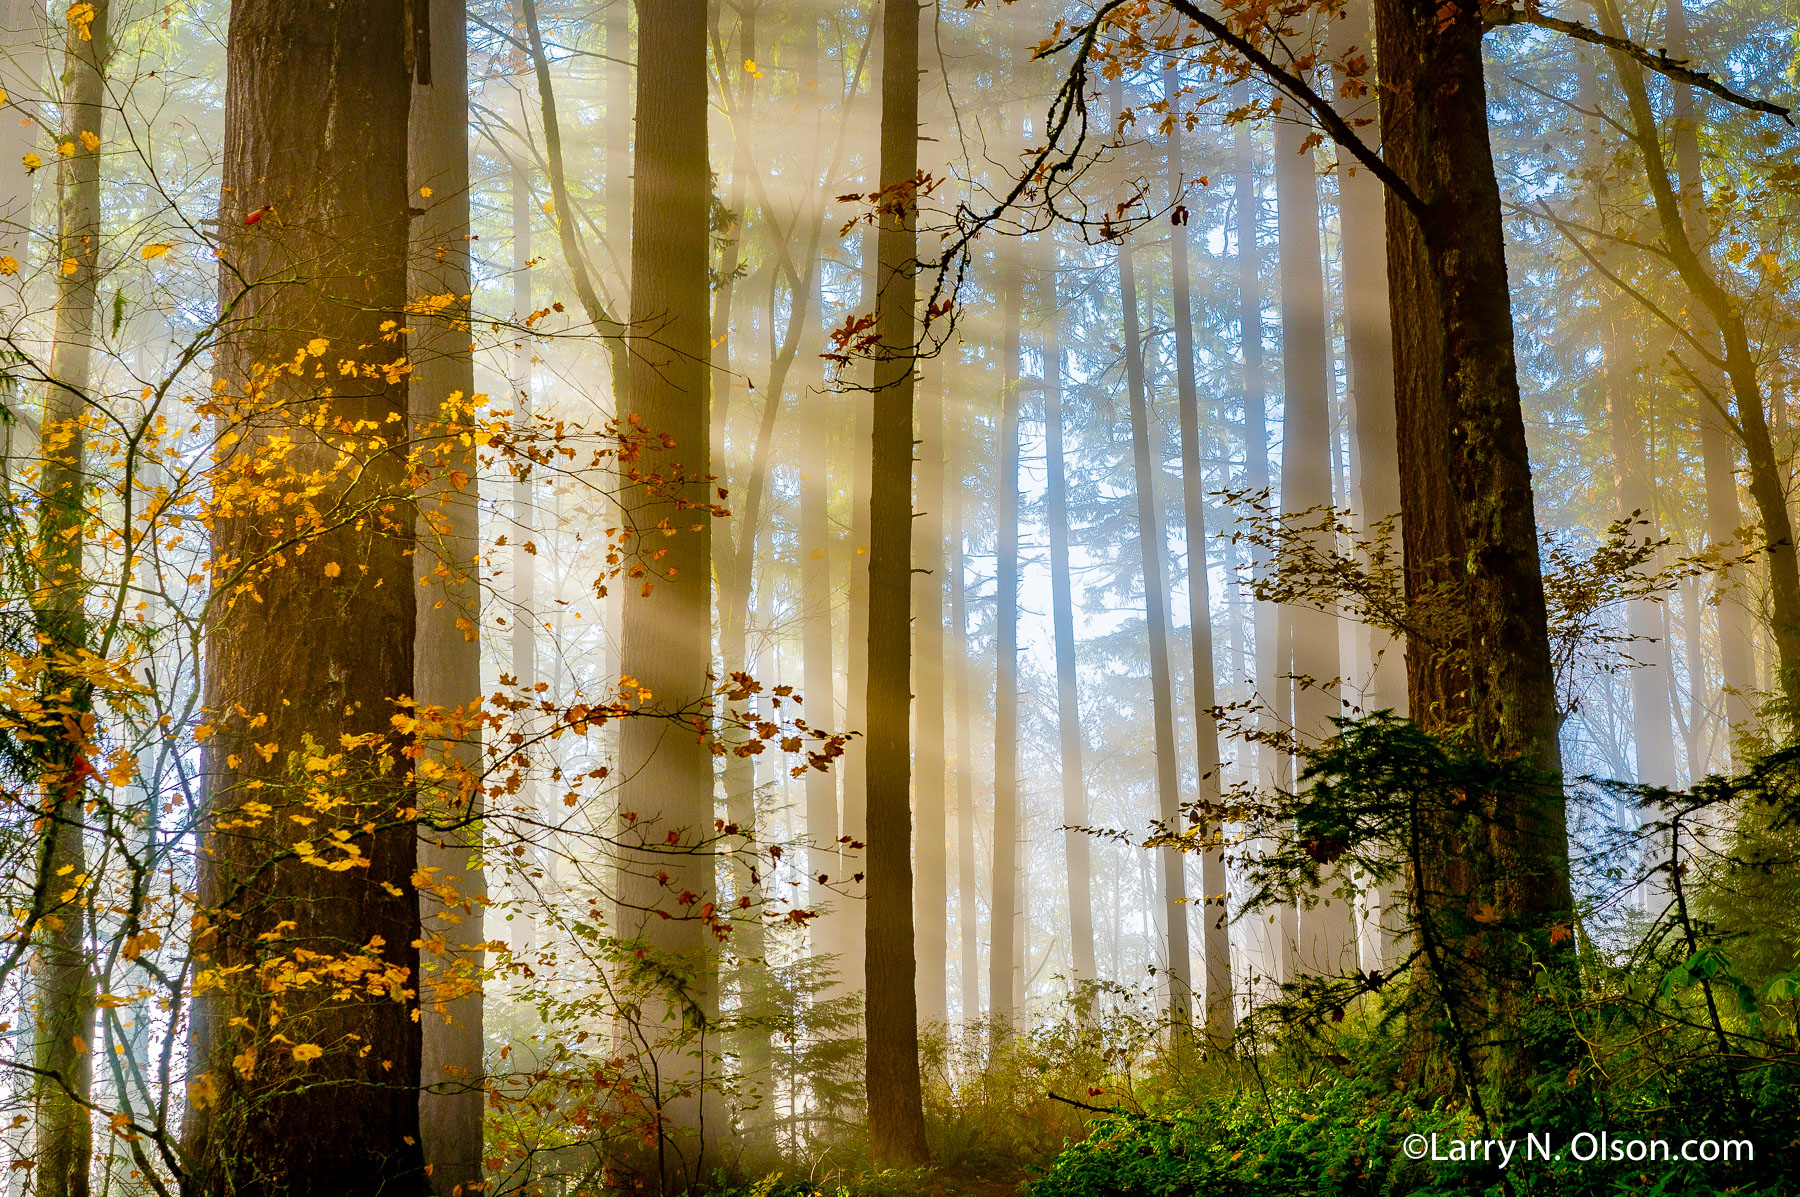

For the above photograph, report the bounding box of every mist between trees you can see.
[0,1,1796,1195]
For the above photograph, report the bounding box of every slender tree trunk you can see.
[1330,0,1407,967]
[950,417,979,1024]
[1235,107,1286,992]
[707,6,773,1126]
[615,2,717,1186]
[915,370,950,1024]
[187,0,428,1190]
[409,2,485,1188]
[1274,114,1353,976]
[1165,68,1231,1039]
[31,14,109,1194]
[989,238,1023,1029]
[1041,242,1096,990]
[1119,206,1193,1031]
[863,0,929,1163]
[1664,0,1770,739]
[1594,0,1800,724]
[832,229,876,998]
[1376,0,1573,1102]
[507,160,540,964]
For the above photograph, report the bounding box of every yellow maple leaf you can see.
[57,141,73,158]
[418,186,433,198]
[66,4,94,40]
[323,561,341,577]
[60,257,77,275]
[0,256,16,276]
[140,242,172,259]
[79,130,98,152]
[291,1043,324,1062]
[21,152,40,172]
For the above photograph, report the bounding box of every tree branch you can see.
[1481,5,1793,123]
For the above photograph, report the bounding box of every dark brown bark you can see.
[863,0,929,1164]
[1376,0,1573,1100]
[409,1,485,1189]
[1164,68,1232,1039]
[990,237,1023,1028]
[615,1,717,1184]
[1274,113,1355,977]
[1041,242,1096,989]
[188,0,427,1190]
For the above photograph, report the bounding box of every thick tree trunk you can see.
[863,0,929,1164]
[1120,226,1193,1031]
[615,2,718,1186]
[409,1,485,1189]
[915,370,950,1024]
[188,1,428,1191]
[1274,115,1354,977]
[1376,0,1573,1102]
[1164,70,1232,1039]
[1041,243,1096,989]
[989,239,1024,1027]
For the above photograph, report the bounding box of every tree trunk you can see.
[1041,241,1096,990]
[187,0,428,1190]
[863,0,930,1163]
[1274,114,1354,977]
[409,1,485,1189]
[1164,69,1231,1039]
[1376,0,1573,1102]
[990,237,1023,1029]
[31,15,108,1196]
[1234,106,1287,992]
[507,160,539,964]
[1664,0,1777,737]
[1119,209,1193,1032]
[1329,0,1407,967]
[950,416,979,1024]
[915,370,950,1025]
[1594,0,1799,724]
[615,1,717,1186]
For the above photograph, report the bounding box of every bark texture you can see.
[862,0,930,1162]
[1376,0,1574,1102]
[188,1,428,1191]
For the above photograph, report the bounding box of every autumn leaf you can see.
[66,4,95,40]
[323,561,341,578]
[79,130,99,152]
[291,1043,324,1063]
[21,152,39,173]
[139,243,172,260]
[0,256,15,275]
[60,258,77,275]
